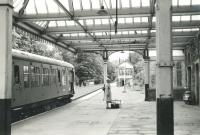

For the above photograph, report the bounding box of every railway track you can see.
[12,87,103,124]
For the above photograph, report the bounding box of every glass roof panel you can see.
[129,31,136,34]
[59,0,69,10]
[103,0,111,9]
[111,0,116,8]
[172,0,178,6]
[152,17,156,22]
[110,32,115,35]
[95,19,102,25]
[35,0,47,14]
[102,19,109,24]
[172,16,181,22]
[179,0,191,6]
[78,20,84,25]
[86,19,93,25]
[95,32,102,36]
[141,0,150,7]
[25,0,36,14]
[118,18,125,24]
[126,18,133,23]
[182,29,191,32]
[131,0,141,7]
[181,16,190,21]
[49,21,57,27]
[173,29,182,32]
[192,0,200,5]
[13,0,23,12]
[46,0,60,13]
[192,15,200,21]
[92,0,100,9]
[79,33,86,36]
[134,17,141,23]
[191,28,199,31]
[141,30,147,34]
[73,0,81,10]
[63,34,70,37]
[141,17,148,22]
[82,0,91,10]
[57,21,66,27]
[121,0,130,8]
[66,20,75,26]
[71,33,78,37]
[122,31,128,35]
[136,30,142,34]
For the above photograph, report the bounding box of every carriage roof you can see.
[12,49,74,69]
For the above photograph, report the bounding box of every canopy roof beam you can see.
[54,0,102,46]
[14,5,200,21]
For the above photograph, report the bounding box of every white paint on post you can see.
[103,61,108,86]
[156,0,173,98]
[0,0,13,99]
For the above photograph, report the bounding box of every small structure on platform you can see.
[116,61,134,87]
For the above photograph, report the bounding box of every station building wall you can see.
[148,59,186,101]
[184,36,200,105]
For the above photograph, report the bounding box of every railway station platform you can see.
[12,83,200,135]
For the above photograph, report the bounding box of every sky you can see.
[109,50,184,61]
[109,51,129,61]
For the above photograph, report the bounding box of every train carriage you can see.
[12,49,75,121]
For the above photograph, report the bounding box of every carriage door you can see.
[69,69,75,94]
[12,60,26,105]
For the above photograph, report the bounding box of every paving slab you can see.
[12,83,200,135]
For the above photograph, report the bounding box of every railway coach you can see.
[12,49,75,121]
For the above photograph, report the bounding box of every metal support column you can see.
[144,49,150,101]
[156,0,173,135]
[0,1,13,135]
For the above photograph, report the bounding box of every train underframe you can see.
[12,94,73,122]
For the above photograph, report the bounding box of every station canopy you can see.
[13,0,200,53]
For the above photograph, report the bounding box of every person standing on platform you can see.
[105,79,112,109]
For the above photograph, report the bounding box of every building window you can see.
[14,65,20,84]
[42,68,49,86]
[23,66,29,88]
[31,66,40,87]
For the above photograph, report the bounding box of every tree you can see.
[12,28,63,60]
[107,61,117,81]
[129,52,144,87]
[75,52,103,86]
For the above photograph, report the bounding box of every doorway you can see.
[188,67,191,91]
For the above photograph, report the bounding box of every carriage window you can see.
[31,66,40,87]
[42,68,49,86]
[14,65,20,84]
[58,70,61,83]
[23,66,29,88]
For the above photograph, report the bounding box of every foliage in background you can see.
[75,52,103,85]
[13,28,63,60]
[129,52,144,87]
[107,61,117,81]
[12,29,104,85]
